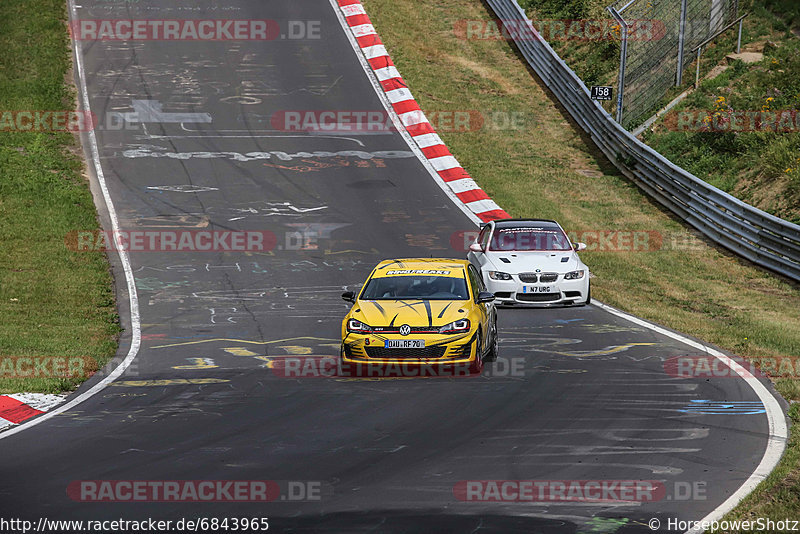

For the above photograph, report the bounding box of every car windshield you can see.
[490,227,572,251]
[360,275,470,300]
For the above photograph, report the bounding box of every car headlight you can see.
[439,319,471,334]
[487,271,512,281]
[347,319,372,333]
[564,270,585,280]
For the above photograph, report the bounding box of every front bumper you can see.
[485,275,589,306]
[341,330,478,365]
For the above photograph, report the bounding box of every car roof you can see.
[371,258,468,278]
[492,218,561,230]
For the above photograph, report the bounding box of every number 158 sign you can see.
[591,86,613,100]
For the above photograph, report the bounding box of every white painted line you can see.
[328,0,481,225]
[0,0,143,441]
[593,302,788,534]
[412,132,444,148]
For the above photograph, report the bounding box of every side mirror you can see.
[469,242,484,253]
[341,291,356,303]
[477,291,496,303]
[574,242,587,251]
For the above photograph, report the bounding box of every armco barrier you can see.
[485,0,800,282]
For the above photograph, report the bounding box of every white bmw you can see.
[467,219,590,306]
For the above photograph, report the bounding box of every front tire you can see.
[469,330,484,374]
[484,317,498,362]
[575,283,591,307]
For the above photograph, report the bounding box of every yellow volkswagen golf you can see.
[340,259,498,376]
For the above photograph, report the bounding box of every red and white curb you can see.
[336,0,510,223]
[0,393,66,431]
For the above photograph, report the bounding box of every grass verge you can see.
[0,0,119,393]
[363,0,800,528]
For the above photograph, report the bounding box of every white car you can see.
[467,219,590,306]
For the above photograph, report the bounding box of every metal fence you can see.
[608,0,739,129]
[483,0,800,283]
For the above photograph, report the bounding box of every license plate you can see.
[523,286,551,293]
[385,339,425,349]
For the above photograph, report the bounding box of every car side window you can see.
[467,265,485,299]
[478,225,491,251]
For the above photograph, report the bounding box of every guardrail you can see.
[484,0,800,282]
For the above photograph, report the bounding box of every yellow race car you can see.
[340,259,498,376]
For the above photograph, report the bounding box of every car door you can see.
[467,224,493,279]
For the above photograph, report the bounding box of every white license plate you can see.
[523,286,551,293]
[385,339,425,349]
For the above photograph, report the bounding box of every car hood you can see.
[485,251,580,273]
[353,299,470,328]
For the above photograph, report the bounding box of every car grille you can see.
[365,346,447,359]
[344,345,365,359]
[518,273,538,283]
[517,292,561,302]
[539,273,558,283]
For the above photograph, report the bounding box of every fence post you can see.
[676,0,688,86]
[695,46,702,88]
[608,7,628,124]
[737,18,743,53]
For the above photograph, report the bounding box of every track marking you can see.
[0,0,142,440]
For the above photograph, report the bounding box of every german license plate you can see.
[523,286,551,293]
[385,339,425,349]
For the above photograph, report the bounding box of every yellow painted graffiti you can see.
[152,336,336,349]
[223,347,260,357]
[172,358,217,370]
[111,378,229,387]
[280,345,312,355]
[550,342,656,358]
